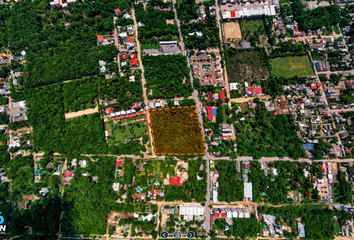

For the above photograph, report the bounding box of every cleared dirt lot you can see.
[64,106,98,119]
[224,22,242,39]
[166,19,175,25]
[226,49,269,82]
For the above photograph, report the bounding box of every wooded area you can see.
[143,55,193,99]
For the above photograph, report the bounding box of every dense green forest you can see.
[215,161,243,202]
[135,3,179,41]
[289,0,341,31]
[258,205,352,239]
[61,156,117,235]
[235,100,305,159]
[0,0,122,88]
[164,158,207,202]
[63,77,99,112]
[250,161,321,204]
[177,0,219,49]
[262,76,307,96]
[143,55,193,99]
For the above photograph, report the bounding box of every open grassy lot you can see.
[106,119,147,143]
[225,48,269,82]
[142,43,161,49]
[149,107,205,154]
[271,56,313,78]
[241,19,266,36]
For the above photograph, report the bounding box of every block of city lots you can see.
[112,158,207,202]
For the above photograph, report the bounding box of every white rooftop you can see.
[179,205,205,216]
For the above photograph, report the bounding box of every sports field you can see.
[271,56,313,78]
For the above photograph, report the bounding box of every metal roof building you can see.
[222,5,276,19]
[244,182,253,200]
[179,205,205,216]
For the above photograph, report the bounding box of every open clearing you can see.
[225,48,269,82]
[241,19,266,37]
[271,56,313,78]
[105,119,147,144]
[149,107,205,155]
[65,106,98,119]
[166,19,175,25]
[224,22,242,39]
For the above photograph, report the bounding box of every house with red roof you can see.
[170,176,181,186]
[207,106,213,121]
[116,160,123,167]
[219,90,225,102]
[207,91,214,101]
[127,36,134,43]
[121,54,128,60]
[106,107,113,114]
[114,8,121,14]
[130,59,138,66]
[64,172,74,178]
[97,35,104,43]
[63,179,71,185]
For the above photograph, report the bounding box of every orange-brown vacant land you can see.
[149,107,205,155]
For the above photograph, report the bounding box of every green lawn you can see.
[106,120,147,143]
[142,43,160,49]
[241,19,266,36]
[271,56,313,78]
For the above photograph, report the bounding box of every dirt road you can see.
[132,9,155,157]
[64,106,98,119]
[230,95,273,103]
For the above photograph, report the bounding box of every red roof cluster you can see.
[247,84,262,95]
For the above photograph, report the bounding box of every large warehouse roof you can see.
[222,5,276,19]
[179,205,205,216]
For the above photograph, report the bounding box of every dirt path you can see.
[64,106,98,119]
[132,8,155,157]
[230,95,273,103]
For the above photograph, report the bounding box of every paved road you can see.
[132,9,156,157]
[113,18,121,72]
[173,0,212,236]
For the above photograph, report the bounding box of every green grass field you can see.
[241,19,266,36]
[142,43,160,49]
[271,56,313,78]
[106,120,147,143]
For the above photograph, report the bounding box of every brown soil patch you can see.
[224,22,242,39]
[64,106,98,119]
[166,19,175,25]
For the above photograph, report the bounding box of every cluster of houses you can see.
[49,0,77,7]
[260,214,284,238]
[191,53,225,87]
[212,208,250,226]
[245,83,263,97]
